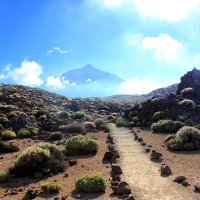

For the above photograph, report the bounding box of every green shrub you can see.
[151,120,183,133]
[181,87,194,96]
[58,111,69,119]
[76,175,107,193]
[0,141,19,153]
[94,118,106,130]
[18,128,30,138]
[116,117,127,127]
[0,171,10,183]
[165,126,200,151]
[66,135,99,155]
[41,183,61,193]
[59,123,86,134]
[47,132,63,141]
[75,111,86,120]
[152,111,165,122]
[10,143,65,176]
[84,122,96,132]
[1,130,16,140]
[27,126,39,135]
[179,99,195,107]
[0,117,9,125]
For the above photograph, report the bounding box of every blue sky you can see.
[0,0,200,95]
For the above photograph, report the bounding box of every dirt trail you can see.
[109,124,200,200]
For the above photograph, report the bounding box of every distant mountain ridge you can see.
[59,64,124,85]
[47,64,124,98]
[102,84,178,103]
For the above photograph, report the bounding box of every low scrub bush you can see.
[58,111,69,119]
[151,120,183,133]
[1,130,16,140]
[152,111,165,122]
[0,117,9,125]
[0,171,10,183]
[0,141,19,153]
[76,175,107,193]
[179,99,195,107]
[84,122,96,132]
[181,87,194,96]
[41,183,61,193]
[27,126,39,135]
[66,135,99,155]
[10,143,65,176]
[75,111,86,120]
[165,126,200,151]
[47,132,63,141]
[17,128,30,138]
[116,117,127,127]
[94,118,106,130]
[59,123,86,134]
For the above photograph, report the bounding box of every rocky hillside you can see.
[122,68,200,127]
[0,84,123,132]
[103,84,178,104]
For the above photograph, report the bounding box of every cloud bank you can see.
[119,77,163,95]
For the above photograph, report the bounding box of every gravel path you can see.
[109,124,200,200]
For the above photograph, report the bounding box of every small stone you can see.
[182,180,189,187]
[138,138,143,142]
[111,181,119,186]
[10,190,18,195]
[112,175,121,182]
[54,196,59,200]
[160,164,172,176]
[112,164,123,175]
[173,176,186,183]
[68,160,77,166]
[111,186,119,194]
[61,195,68,200]
[76,193,82,199]
[118,181,131,194]
[150,150,162,160]
[64,173,68,178]
[194,182,200,192]
[125,194,135,200]
[145,148,150,153]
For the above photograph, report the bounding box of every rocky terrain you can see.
[0,68,200,199]
[103,84,178,104]
[122,68,200,127]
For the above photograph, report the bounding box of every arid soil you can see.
[0,132,116,200]
[109,124,200,200]
[135,127,200,189]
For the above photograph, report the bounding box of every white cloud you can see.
[47,47,72,55]
[132,0,200,22]
[88,0,200,21]
[86,0,126,8]
[8,60,43,86]
[142,34,183,62]
[118,77,163,94]
[46,76,67,88]
[71,81,76,86]
[86,78,92,82]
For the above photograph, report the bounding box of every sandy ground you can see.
[0,132,116,200]
[135,127,200,188]
[109,124,200,200]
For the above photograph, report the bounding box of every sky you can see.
[0,0,200,95]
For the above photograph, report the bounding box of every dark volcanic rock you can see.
[177,68,200,95]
